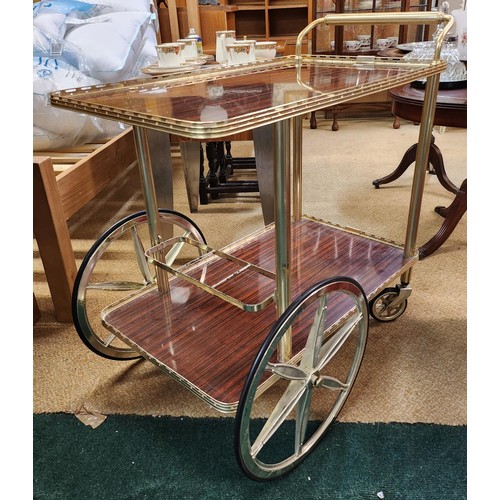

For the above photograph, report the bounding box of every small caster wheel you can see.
[369,287,407,322]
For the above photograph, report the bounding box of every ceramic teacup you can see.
[177,38,198,60]
[234,39,257,61]
[344,40,362,51]
[357,34,371,46]
[387,36,399,47]
[375,38,391,50]
[156,42,186,67]
[226,42,255,65]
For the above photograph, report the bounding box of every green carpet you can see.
[34,415,465,499]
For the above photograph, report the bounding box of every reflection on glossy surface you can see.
[56,65,403,119]
[51,56,445,138]
[102,218,416,411]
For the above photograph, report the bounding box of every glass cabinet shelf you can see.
[312,0,436,55]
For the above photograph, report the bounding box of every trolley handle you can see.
[295,12,455,63]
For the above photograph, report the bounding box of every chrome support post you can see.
[132,126,169,293]
[292,115,303,222]
[274,119,292,362]
[401,72,441,284]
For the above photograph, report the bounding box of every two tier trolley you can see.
[51,12,454,480]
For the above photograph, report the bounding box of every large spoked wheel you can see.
[72,209,206,360]
[235,276,369,481]
[369,287,407,322]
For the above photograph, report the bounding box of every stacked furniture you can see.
[33,0,160,321]
[34,130,137,322]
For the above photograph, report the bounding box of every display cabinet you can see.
[309,1,437,130]
[313,1,436,55]
[219,0,313,45]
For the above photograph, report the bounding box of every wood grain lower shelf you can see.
[102,217,416,412]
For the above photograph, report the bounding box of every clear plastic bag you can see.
[33,56,125,151]
[32,0,155,149]
[33,0,105,40]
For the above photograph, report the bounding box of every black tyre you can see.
[72,209,206,360]
[235,276,368,480]
[369,287,408,322]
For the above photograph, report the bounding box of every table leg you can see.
[253,124,275,226]
[147,129,173,210]
[331,105,339,131]
[418,179,467,259]
[373,136,459,194]
[309,111,317,129]
[180,141,203,212]
[205,142,220,200]
[274,119,291,362]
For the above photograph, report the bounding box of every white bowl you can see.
[255,41,277,60]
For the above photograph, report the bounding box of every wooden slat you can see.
[53,164,76,175]
[56,128,137,220]
[35,143,104,154]
[33,130,137,322]
[185,0,201,36]
[166,0,180,41]
[33,156,77,322]
[41,155,88,164]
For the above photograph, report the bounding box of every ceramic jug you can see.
[216,30,236,64]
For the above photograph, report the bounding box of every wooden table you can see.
[373,83,467,259]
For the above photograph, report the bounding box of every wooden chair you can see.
[33,129,137,322]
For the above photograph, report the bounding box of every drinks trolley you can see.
[50,12,453,481]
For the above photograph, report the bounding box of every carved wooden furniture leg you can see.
[199,143,209,205]
[373,135,458,193]
[393,115,400,129]
[373,142,420,188]
[419,179,467,259]
[199,140,260,202]
[217,141,227,183]
[426,139,458,194]
[332,105,339,131]
[309,111,317,129]
[206,141,220,200]
[224,141,233,175]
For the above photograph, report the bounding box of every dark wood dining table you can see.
[372,83,467,259]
